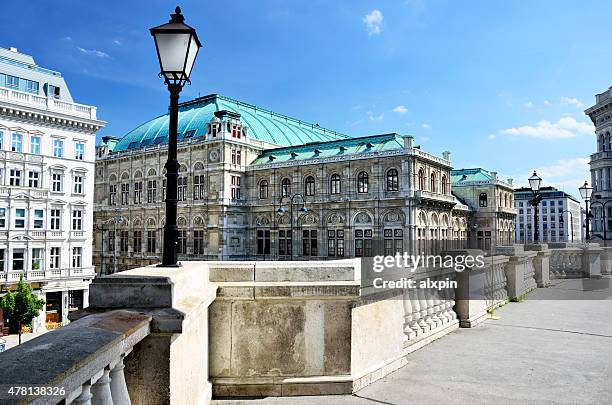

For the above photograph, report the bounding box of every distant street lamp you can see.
[579,181,593,240]
[528,171,543,243]
[277,194,308,260]
[150,6,202,267]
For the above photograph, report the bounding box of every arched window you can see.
[259,180,269,199]
[504,194,508,207]
[386,169,399,191]
[441,175,447,194]
[479,192,488,207]
[600,134,605,151]
[418,169,425,190]
[305,176,315,196]
[281,178,291,197]
[357,171,369,193]
[330,174,341,194]
[430,172,436,192]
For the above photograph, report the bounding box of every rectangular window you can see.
[50,209,61,230]
[231,175,241,200]
[327,230,344,257]
[302,230,318,257]
[50,247,60,269]
[178,230,187,254]
[231,149,236,165]
[120,231,129,253]
[162,179,167,201]
[0,132,3,149]
[256,230,270,255]
[121,183,130,205]
[53,139,63,158]
[134,181,142,204]
[26,80,39,94]
[108,230,115,251]
[30,136,40,154]
[28,171,40,188]
[354,229,373,257]
[232,125,241,138]
[12,249,25,271]
[384,229,403,256]
[6,75,19,89]
[15,208,25,228]
[34,209,44,229]
[109,184,117,205]
[74,175,83,194]
[0,249,5,271]
[72,247,82,268]
[147,231,156,253]
[133,230,142,254]
[147,180,156,203]
[9,169,21,186]
[52,173,62,192]
[75,143,85,160]
[11,133,22,152]
[194,230,205,255]
[278,230,292,256]
[31,248,43,270]
[0,208,5,228]
[178,177,187,201]
[72,209,82,231]
[48,84,60,98]
[193,175,205,200]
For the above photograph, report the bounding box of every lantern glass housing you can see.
[579,181,593,200]
[528,171,542,192]
[150,7,202,85]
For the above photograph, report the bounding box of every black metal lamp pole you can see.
[277,194,307,260]
[579,181,593,242]
[150,7,202,267]
[528,171,543,243]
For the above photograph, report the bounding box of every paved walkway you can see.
[214,277,612,405]
[1,329,49,352]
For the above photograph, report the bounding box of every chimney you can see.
[442,151,451,161]
[403,135,414,150]
[8,47,18,53]
[508,178,513,186]
[491,171,498,180]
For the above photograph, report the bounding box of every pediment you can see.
[10,235,33,241]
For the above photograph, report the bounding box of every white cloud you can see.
[536,157,589,179]
[511,157,590,197]
[500,117,594,139]
[363,10,383,35]
[543,100,550,106]
[113,39,122,46]
[393,105,408,114]
[560,96,584,108]
[77,47,109,58]
[421,123,432,130]
[366,111,384,121]
[524,101,534,108]
[488,133,496,140]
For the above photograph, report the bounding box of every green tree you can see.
[0,275,45,345]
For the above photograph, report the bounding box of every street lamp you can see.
[528,171,543,243]
[151,7,202,267]
[277,194,307,260]
[579,181,593,240]
[558,211,574,242]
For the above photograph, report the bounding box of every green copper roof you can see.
[251,133,405,165]
[451,168,492,184]
[113,94,349,151]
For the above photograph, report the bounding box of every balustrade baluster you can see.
[91,367,113,405]
[402,289,417,340]
[417,287,432,332]
[72,382,93,405]
[110,356,130,404]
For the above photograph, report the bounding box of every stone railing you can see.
[547,243,602,279]
[484,256,509,309]
[0,87,98,120]
[0,310,150,404]
[0,263,217,405]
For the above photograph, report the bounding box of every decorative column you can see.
[90,367,113,405]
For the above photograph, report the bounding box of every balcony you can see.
[0,87,98,120]
[0,267,95,284]
[414,190,456,204]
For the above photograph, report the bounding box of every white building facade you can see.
[586,86,612,240]
[514,186,582,243]
[0,47,104,331]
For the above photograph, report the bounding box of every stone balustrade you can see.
[0,310,150,404]
[547,243,602,279]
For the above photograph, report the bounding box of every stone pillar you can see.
[61,290,69,324]
[87,263,217,405]
[524,244,551,287]
[451,249,488,328]
[582,244,603,278]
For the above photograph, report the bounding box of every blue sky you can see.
[2,0,608,197]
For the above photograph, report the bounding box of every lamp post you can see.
[558,210,574,242]
[277,194,307,260]
[150,7,202,267]
[528,171,543,243]
[579,181,593,241]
